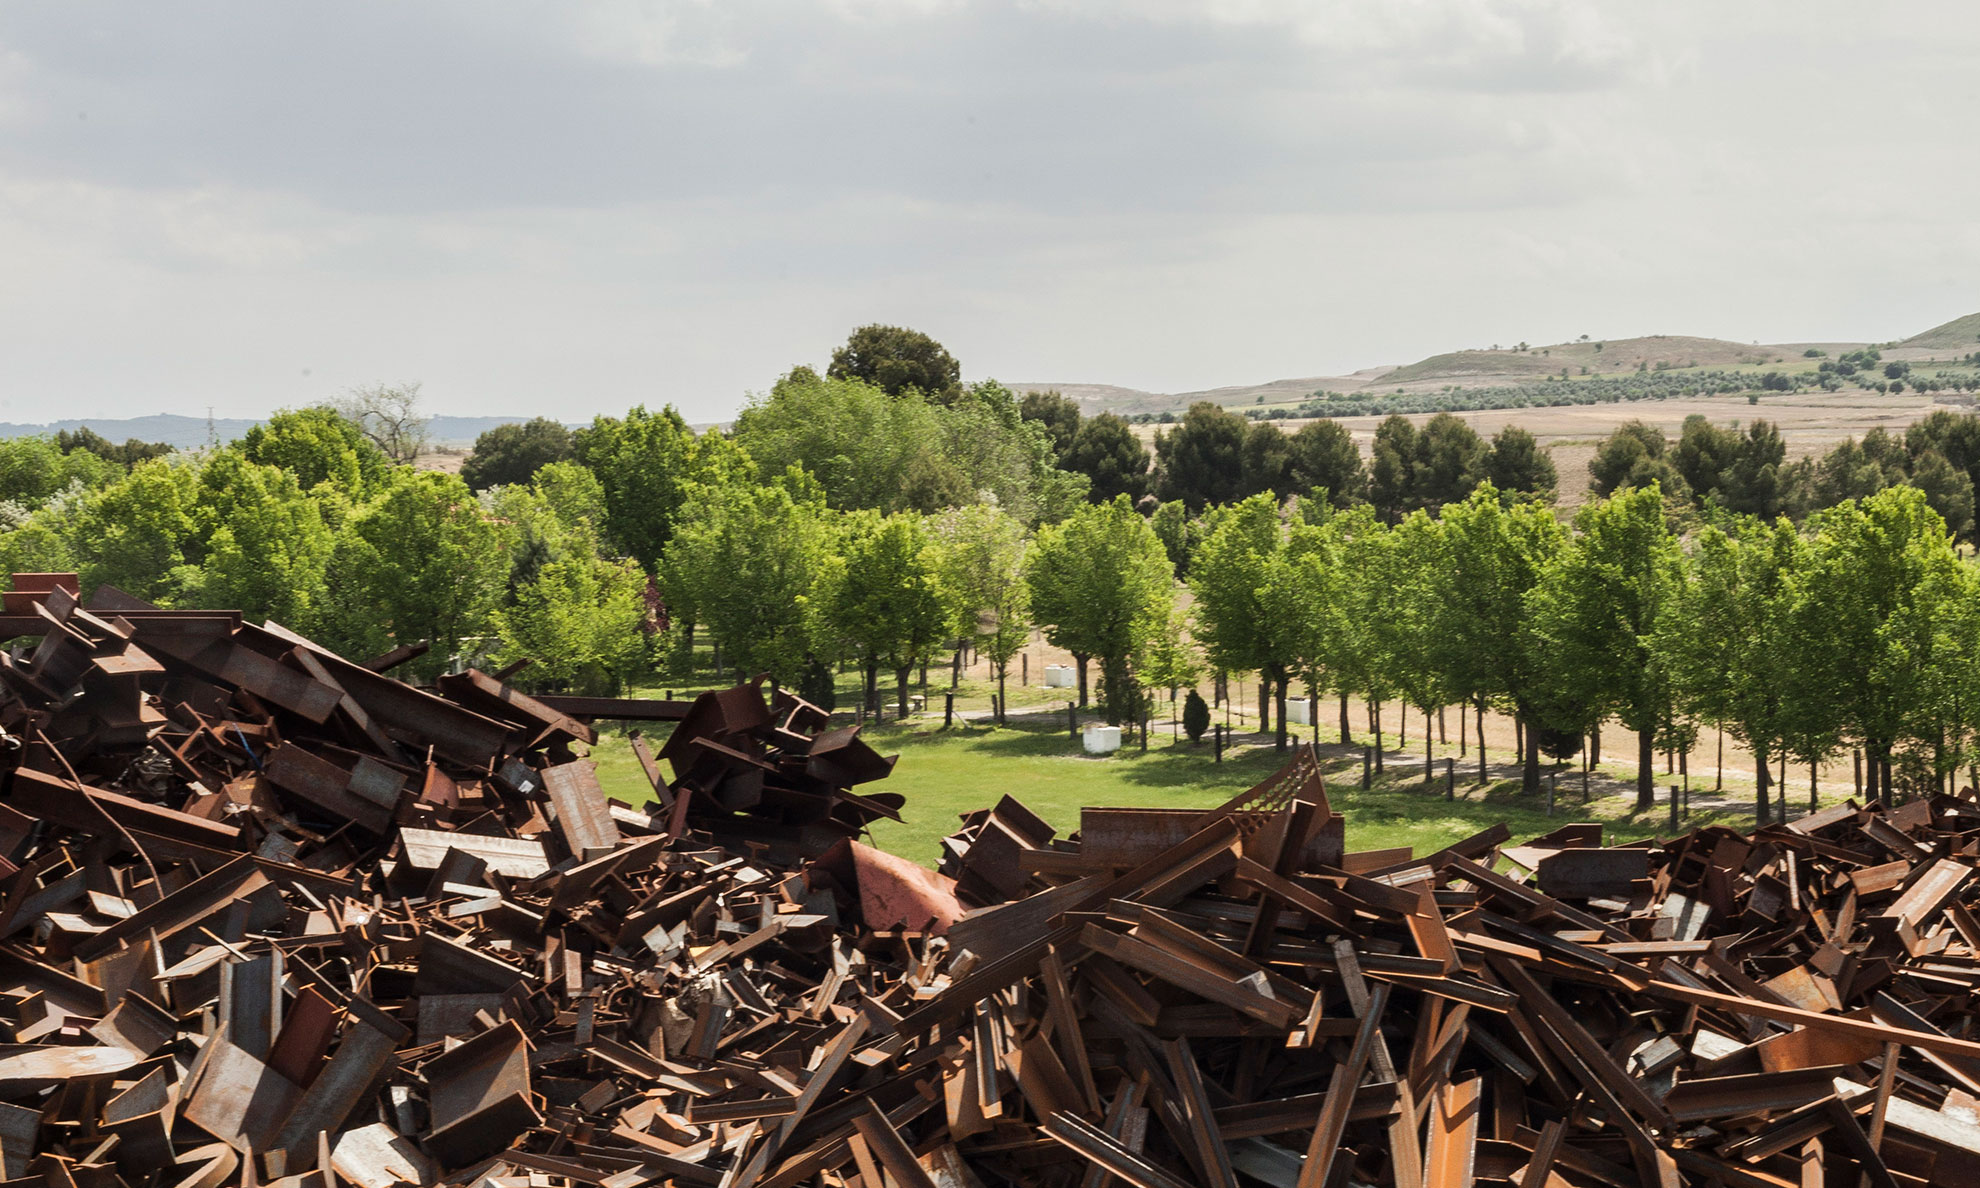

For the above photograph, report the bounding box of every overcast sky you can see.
[1,2,1976,423]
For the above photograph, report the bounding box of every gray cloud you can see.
[0,1,1975,421]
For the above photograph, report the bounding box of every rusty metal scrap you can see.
[9,576,1980,1184]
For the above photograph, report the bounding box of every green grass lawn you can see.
[587,714,1745,869]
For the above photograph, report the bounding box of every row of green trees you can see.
[1590,411,1980,537]
[1183,482,1978,819]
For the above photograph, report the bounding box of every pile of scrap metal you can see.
[7,575,1980,1186]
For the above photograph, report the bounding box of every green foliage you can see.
[1793,487,1974,790]
[1588,421,1689,501]
[1527,484,1683,808]
[322,470,516,678]
[1657,519,1805,816]
[1182,689,1211,742]
[1148,499,1199,576]
[571,404,699,570]
[495,556,650,695]
[1239,422,1292,500]
[0,436,122,512]
[929,503,1031,709]
[1018,391,1082,457]
[1429,485,1566,787]
[1152,402,1250,512]
[665,468,831,688]
[1368,413,1511,521]
[811,511,951,715]
[238,407,391,496]
[828,324,963,403]
[1061,412,1149,503]
[460,418,575,491]
[1482,426,1556,500]
[1026,495,1173,722]
[70,459,203,602]
[736,370,1078,525]
[1287,420,1366,508]
[54,428,174,467]
[181,455,336,634]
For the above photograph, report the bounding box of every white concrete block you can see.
[1082,725,1122,754]
[1288,698,1316,726]
[1044,664,1076,689]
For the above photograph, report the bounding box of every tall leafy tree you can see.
[461,418,575,491]
[1792,486,1972,799]
[812,512,951,718]
[183,457,336,635]
[1588,421,1688,501]
[1325,506,1403,760]
[1153,402,1250,512]
[1026,495,1172,721]
[238,406,390,495]
[1018,391,1083,458]
[1374,511,1450,772]
[1528,484,1684,809]
[570,404,700,569]
[1411,413,1487,513]
[1239,422,1293,500]
[1062,413,1150,503]
[1287,419,1366,508]
[1657,520,1804,821]
[0,437,122,510]
[322,471,515,678]
[1481,426,1556,502]
[1189,494,1303,749]
[1259,508,1344,740]
[665,468,831,690]
[70,459,203,602]
[1431,485,1566,791]
[827,324,963,403]
[1367,416,1418,522]
[930,504,1031,721]
[496,556,650,695]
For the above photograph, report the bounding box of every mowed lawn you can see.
[589,715,1742,868]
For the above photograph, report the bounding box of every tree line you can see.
[3,323,1980,826]
[1589,410,1980,538]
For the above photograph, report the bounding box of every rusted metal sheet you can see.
[423,1020,539,1167]
[541,759,621,859]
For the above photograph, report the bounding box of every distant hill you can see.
[1012,316,1980,418]
[0,414,568,449]
[1900,313,1980,352]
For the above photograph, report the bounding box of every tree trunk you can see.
[951,646,961,689]
[1259,681,1271,737]
[1755,747,1771,825]
[683,621,696,674]
[1426,707,1435,779]
[864,657,879,722]
[996,667,1007,723]
[896,667,911,720]
[1521,715,1540,795]
[1374,701,1385,773]
[1591,724,1601,767]
[1273,674,1289,752]
[1514,717,1523,762]
[1439,706,1447,744]
[1075,655,1090,708]
[1477,698,1488,785]
[1339,693,1351,746]
[1459,704,1467,757]
[1635,727,1655,811]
